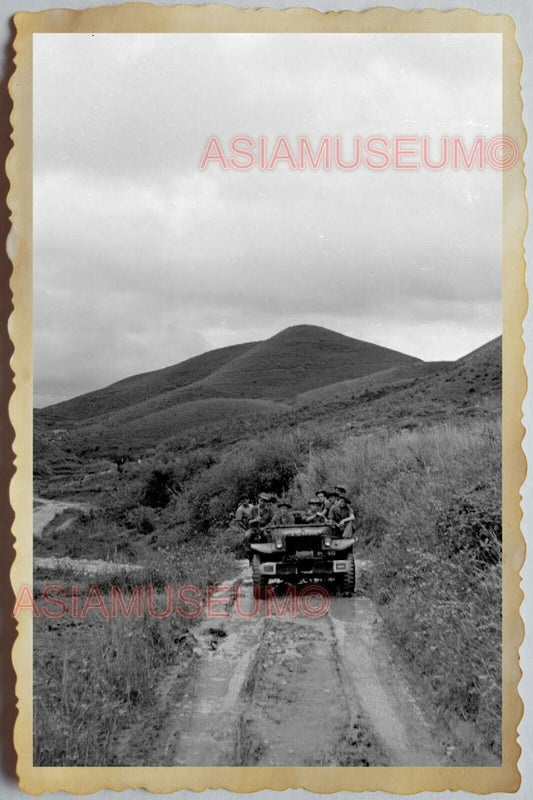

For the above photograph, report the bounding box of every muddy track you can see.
[128,565,449,767]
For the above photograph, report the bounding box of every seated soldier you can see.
[327,488,340,516]
[235,496,254,530]
[271,499,294,526]
[315,489,331,514]
[249,492,275,527]
[335,485,353,505]
[304,498,327,524]
[328,493,355,537]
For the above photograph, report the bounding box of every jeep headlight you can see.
[323,535,332,548]
[275,538,284,549]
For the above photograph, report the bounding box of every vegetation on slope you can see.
[73,397,292,452]
[33,333,503,765]
[297,419,502,761]
[296,361,452,407]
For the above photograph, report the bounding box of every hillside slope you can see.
[35,334,501,480]
[39,340,258,422]
[330,335,502,433]
[39,325,420,426]
[395,335,501,406]
[281,336,501,444]
[296,361,452,407]
[72,397,292,452]
[200,325,421,400]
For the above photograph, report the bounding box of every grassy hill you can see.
[199,325,421,400]
[73,397,291,451]
[37,325,422,456]
[39,326,419,427]
[385,335,501,409]
[296,361,452,407]
[64,326,421,432]
[35,330,501,468]
[39,340,257,422]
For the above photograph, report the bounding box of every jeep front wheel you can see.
[342,552,356,597]
[252,554,268,599]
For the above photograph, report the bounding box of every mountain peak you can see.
[200,325,420,399]
[272,324,332,337]
[40,324,421,419]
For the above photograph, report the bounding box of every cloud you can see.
[33,33,502,406]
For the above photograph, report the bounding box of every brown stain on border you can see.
[1,13,17,785]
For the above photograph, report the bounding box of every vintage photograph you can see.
[27,29,505,770]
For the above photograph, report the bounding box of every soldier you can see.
[334,485,352,505]
[326,488,339,512]
[235,496,254,530]
[244,492,274,561]
[271,499,294,526]
[250,492,275,527]
[304,498,327,524]
[315,489,331,515]
[328,493,355,537]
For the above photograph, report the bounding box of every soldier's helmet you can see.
[316,489,327,496]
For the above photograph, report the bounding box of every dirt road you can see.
[34,495,90,539]
[129,564,448,767]
[33,496,141,576]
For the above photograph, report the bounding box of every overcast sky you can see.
[33,33,502,407]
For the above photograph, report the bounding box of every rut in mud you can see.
[124,567,448,767]
[235,613,380,766]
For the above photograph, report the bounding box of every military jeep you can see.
[249,523,355,598]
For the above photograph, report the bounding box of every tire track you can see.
[122,571,448,767]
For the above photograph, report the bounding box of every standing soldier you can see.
[244,493,274,561]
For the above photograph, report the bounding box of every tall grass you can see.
[34,613,177,765]
[297,419,502,758]
[33,529,237,765]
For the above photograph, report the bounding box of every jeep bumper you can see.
[257,559,350,577]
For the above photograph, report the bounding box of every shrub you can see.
[173,449,217,483]
[435,483,501,566]
[187,429,324,534]
[141,468,177,508]
[126,506,157,535]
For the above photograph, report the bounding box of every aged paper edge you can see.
[6,3,527,795]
